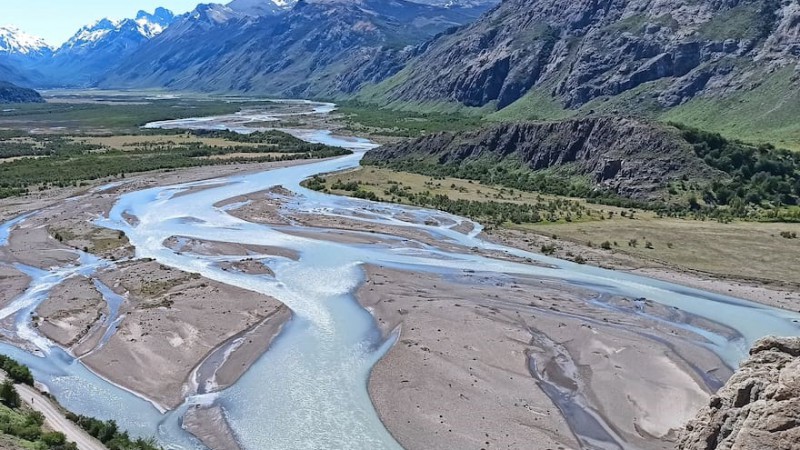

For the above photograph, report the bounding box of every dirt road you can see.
[7,377,106,450]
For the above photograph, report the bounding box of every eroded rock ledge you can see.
[678,337,800,450]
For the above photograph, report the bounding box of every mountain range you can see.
[0,0,495,92]
[100,0,493,96]
[0,0,798,146]
[361,0,800,144]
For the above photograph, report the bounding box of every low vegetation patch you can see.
[337,102,483,138]
[675,123,800,220]
[305,168,619,227]
[0,130,349,199]
[65,414,160,450]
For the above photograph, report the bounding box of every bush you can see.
[0,355,34,385]
[41,431,67,446]
[600,241,613,250]
[68,415,161,450]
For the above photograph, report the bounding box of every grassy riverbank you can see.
[313,167,800,285]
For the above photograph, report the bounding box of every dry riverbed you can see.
[0,159,311,427]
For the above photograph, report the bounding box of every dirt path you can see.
[8,378,107,450]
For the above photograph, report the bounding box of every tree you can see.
[0,379,20,408]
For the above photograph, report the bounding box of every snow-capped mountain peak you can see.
[59,8,176,52]
[61,19,119,50]
[227,0,296,16]
[0,26,52,56]
[135,7,176,38]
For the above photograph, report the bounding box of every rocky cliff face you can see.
[678,337,800,450]
[370,0,800,111]
[363,117,721,201]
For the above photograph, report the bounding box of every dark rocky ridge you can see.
[363,117,723,202]
[0,81,44,103]
[370,0,800,111]
[678,337,800,450]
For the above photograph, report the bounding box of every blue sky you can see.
[3,1,205,46]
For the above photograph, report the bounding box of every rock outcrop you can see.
[0,81,43,103]
[363,117,722,202]
[678,337,800,450]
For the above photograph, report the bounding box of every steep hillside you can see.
[0,81,44,103]
[364,0,800,141]
[0,61,26,86]
[363,116,800,214]
[363,117,722,203]
[99,0,490,96]
[678,337,800,450]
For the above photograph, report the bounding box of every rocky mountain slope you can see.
[99,0,490,96]
[363,117,723,203]
[0,81,44,103]
[365,0,800,121]
[678,337,800,450]
[43,8,178,86]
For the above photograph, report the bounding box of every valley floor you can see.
[0,95,797,449]
[322,167,800,310]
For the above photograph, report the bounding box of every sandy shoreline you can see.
[216,180,796,449]
[485,228,800,310]
[356,264,728,449]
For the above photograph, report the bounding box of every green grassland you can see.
[0,96,283,132]
[663,67,800,151]
[335,102,485,138]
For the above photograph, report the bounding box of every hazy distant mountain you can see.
[0,27,53,86]
[0,60,26,86]
[407,0,499,6]
[100,0,490,96]
[42,8,177,86]
[227,0,294,16]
